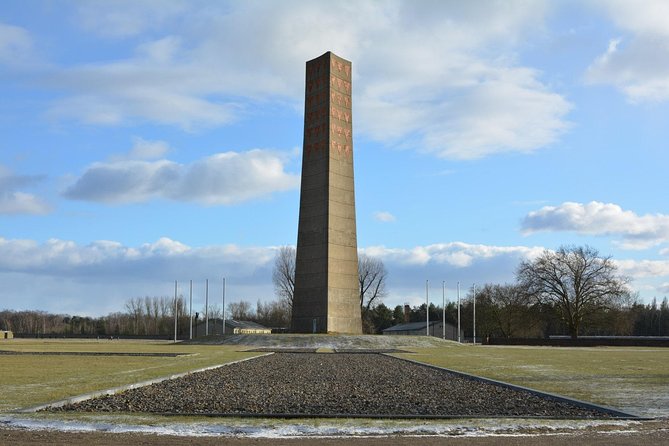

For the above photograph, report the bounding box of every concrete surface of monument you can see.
[291,52,362,334]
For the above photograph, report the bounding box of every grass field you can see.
[0,338,260,412]
[397,344,669,417]
[1,337,668,419]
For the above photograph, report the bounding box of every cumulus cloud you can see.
[361,242,545,306]
[0,236,277,315]
[612,259,669,300]
[0,166,50,215]
[63,149,299,205]
[0,236,274,279]
[20,1,569,157]
[521,201,669,249]
[2,234,665,314]
[364,242,543,269]
[374,211,396,222]
[615,259,669,279]
[586,0,669,102]
[0,236,549,314]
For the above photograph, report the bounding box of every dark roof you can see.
[194,319,269,330]
[225,319,269,329]
[382,320,443,332]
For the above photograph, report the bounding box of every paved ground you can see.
[3,419,669,446]
[186,334,452,349]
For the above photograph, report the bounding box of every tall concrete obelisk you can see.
[291,52,362,334]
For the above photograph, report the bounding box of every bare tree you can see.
[475,283,539,338]
[256,299,291,328]
[359,254,387,315]
[272,246,295,309]
[228,300,254,320]
[124,297,144,335]
[517,245,629,339]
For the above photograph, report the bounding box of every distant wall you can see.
[485,336,669,347]
[11,333,186,340]
[1,330,13,339]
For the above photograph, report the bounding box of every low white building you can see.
[194,319,271,337]
[224,319,272,335]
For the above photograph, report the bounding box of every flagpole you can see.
[425,280,429,336]
[442,281,446,340]
[457,281,461,343]
[189,279,193,340]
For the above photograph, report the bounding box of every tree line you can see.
[356,291,669,339]
[4,293,666,339]
[273,244,669,338]
[0,296,291,337]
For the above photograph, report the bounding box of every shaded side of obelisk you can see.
[291,51,362,334]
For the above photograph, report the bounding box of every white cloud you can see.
[126,137,171,160]
[0,236,277,315]
[0,166,51,215]
[593,0,669,39]
[0,22,32,65]
[2,235,665,314]
[30,1,568,157]
[614,259,669,299]
[360,65,571,160]
[0,192,50,215]
[366,244,669,307]
[47,83,237,130]
[374,211,396,222]
[0,236,548,314]
[522,201,669,249]
[364,242,543,268]
[361,242,544,307]
[74,0,190,38]
[615,259,669,279]
[63,149,299,205]
[586,1,669,102]
[0,236,273,277]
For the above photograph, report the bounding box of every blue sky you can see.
[2,0,669,316]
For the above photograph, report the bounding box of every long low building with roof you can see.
[382,321,462,341]
[194,319,272,337]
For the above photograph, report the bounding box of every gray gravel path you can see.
[51,353,615,418]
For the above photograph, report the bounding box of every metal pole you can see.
[442,281,446,340]
[457,281,461,343]
[189,279,193,340]
[222,277,226,336]
[473,283,476,345]
[173,280,178,344]
[426,280,429,336]
[205,279,209,336]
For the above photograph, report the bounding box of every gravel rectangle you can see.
[50,353,617,418]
